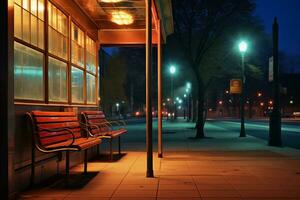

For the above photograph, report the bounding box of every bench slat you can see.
[37,122,80,130]
[31,111,83,146]
[35,116,78,123]
[84,114,105,119]
[83,111,104,115]
[39,128,81,138]
[32,111,76,117]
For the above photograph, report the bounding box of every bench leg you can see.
[118,136,121,155]
[84,149,88,174]
[30,144,35,186]
[110,138,113,161]
[66,151,70,184]
[97,144,100,156]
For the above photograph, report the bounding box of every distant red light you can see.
[257,92,262,97]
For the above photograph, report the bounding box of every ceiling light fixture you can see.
[111,10,134,25]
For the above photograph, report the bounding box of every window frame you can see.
[13,0,99,106]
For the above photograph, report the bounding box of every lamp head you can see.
[239,41,248,53]
[169,66,176,74]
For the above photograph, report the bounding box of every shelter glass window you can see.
[48,2,68,60]
[48,57,68,102]
[86,73,96,104]
[14,42,44,101]
[86,36,97,74]
[71,23,85,68]
[14,0,45,49]
[71,66,84,103]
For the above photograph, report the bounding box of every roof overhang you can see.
[73,0,173,45]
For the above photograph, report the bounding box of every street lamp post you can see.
[184,94,187,119]
[239,41,247,137]
[186,82,191,122]
[169,66,176,119]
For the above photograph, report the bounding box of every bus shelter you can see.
[0,0,173,198]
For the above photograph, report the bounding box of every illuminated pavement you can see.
[19,119,300,200]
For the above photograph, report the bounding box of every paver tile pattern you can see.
[19,120,300,200]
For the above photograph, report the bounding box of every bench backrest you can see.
[81,111,110,134]
[30,111,82,146]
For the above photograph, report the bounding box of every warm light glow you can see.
[257,92,262,97]
[101,0,123,3]
[260,102,264,107]
[269,100,273,105]
[135,111,140,116]
[239,41,248,53]
[111,11,134,25]
[218,100,223,105]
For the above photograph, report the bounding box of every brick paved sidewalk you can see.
[19,119,300,200]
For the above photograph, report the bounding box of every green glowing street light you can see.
[169,65,176,74]
[186,82,191,89]
[239,41,248,53]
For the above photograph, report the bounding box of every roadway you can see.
[208,119,300,149]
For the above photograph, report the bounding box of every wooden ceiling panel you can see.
[74,0,155,30]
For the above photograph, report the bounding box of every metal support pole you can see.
[110,138,113,161]
[84,149,88,174]
[240,54,246,137]
[157,20,163,158]
[269,17,282,146]
[146,0,153,177]
[118,136,121,155]
[65,151,70,184]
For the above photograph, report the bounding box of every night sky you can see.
[255,0,300,56]
[104,1,300,58]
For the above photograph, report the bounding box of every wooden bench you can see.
[81,111,127,161]
[27,111,101,184]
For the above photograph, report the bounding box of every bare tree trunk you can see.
[195,88,205,138]
[192,96,197,123]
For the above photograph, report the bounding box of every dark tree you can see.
[171,0,266,138]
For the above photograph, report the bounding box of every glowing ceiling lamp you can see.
[111,10,134,25]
